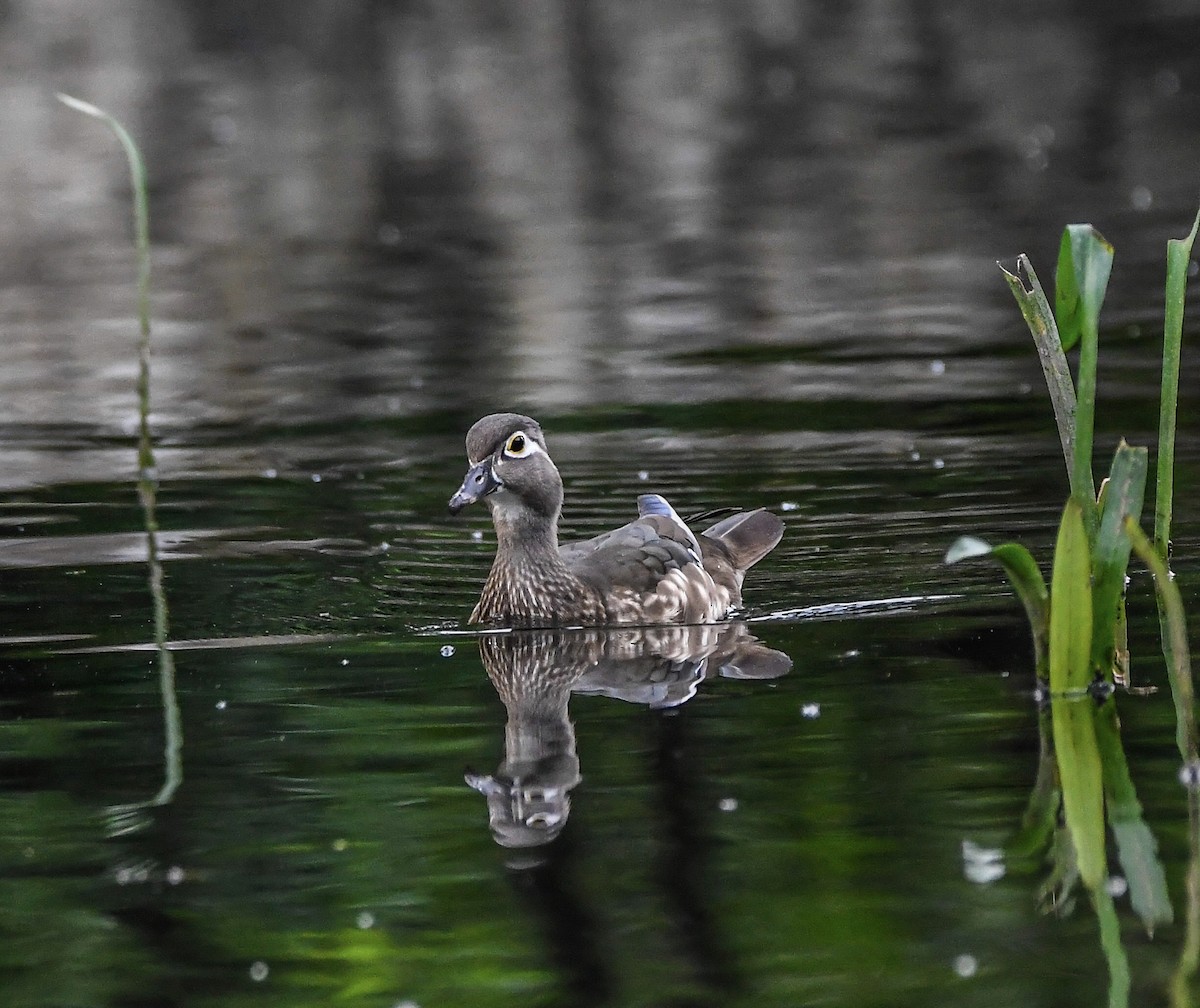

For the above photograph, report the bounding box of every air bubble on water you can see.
[167,866,185,886]
[637,470,650,481]
[1131,186,1153,211]
[962,840,1005,884]
[341,659,350,666]
[780,501,799,512]
[1179,761,1200,790]
[249,961,269,982]
[718,797,738,812]
[311,473,322,483]
[332,838,348,852]
[933,458,945,470]
[930,359,945,375]
[261,468,278,479]
[1106,876,1128,898]
[953,953,977,978]
[356,911,375,929]
[800,702,820,719]
[215,700,227,710]
[440,645,455,658]
[471,530,483,541]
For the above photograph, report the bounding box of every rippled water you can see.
[4,3,1200,1006]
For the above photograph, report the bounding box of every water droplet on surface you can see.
[249,961,269,982]
[962,840,1005,884]
[1179,761,1200,790]
[440,645,455,658]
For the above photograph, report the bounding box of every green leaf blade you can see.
[1090,442,1147,681]
[946,536,1049,675]
[1056,224,1115,353]
[1049,499,1094,695]
[1051,696,1107,891]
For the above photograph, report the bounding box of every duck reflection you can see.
[466,623,791,848]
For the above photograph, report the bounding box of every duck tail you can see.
[700,508,783,573]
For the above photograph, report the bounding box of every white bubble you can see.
[356,911,376,929]
[332,838,348,852]
[780,501,799,512]
[260,468,278,479]
[215,700,227,710]
[1180,761,1200,790]
[1131,186,1153,211]
[340,659,349,666]
[471,530,483,541]
[909,450,921,462]
[311,473,323,483]
[962,839,1005,884]
[637,470,650,482]
[718,797,738,812]
[1106,876,1128,898]
[249,961,269,982]
[933,458,945,470]
[929,359,946,375]
[953,953,977,978]
[166,865,185,886]
[440,645,455,658]
[800,702,821,719]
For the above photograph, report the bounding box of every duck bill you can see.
[449,458,501,514]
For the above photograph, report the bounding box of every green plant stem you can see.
[58,93,180,809]
[1124,516,1196,761]
[1156,207,1200,563]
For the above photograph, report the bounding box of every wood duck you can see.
[448,413,784,627]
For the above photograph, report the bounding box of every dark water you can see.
[4,2,1200,1006]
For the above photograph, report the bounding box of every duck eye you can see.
[504,432,534,457]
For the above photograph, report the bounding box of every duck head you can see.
[448,413,563,523]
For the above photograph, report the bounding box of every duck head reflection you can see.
[466,623,791,848]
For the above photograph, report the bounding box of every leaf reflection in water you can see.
[465,623,790,850]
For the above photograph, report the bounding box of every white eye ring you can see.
[503,431,540,459]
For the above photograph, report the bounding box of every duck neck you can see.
[492,506,563,570]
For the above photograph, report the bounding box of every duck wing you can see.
[558,494,726,623]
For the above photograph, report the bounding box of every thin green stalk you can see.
[1156,207,1200,563]
[59,94,181,811]
[1124,516,1196,761]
